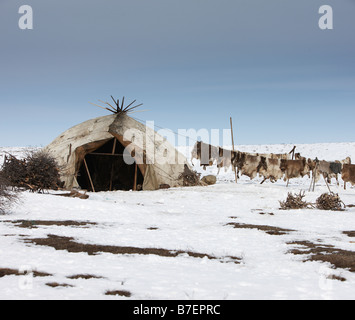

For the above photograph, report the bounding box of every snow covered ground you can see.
[0,143,355,300]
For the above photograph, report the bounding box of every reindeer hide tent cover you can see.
[44,114,197,191]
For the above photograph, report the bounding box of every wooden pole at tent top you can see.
[230,117,238,184]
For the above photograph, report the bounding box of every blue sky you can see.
[0,0,354,147]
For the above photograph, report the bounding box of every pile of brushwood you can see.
[0,174,18,214]
[1,150,62,193]
[279,191,314,210]
[280,191,346,211]
[316,192,346,211]
[179,164,202,187]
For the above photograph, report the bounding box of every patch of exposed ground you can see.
[326,274,347,282]
[0,268,52,278]
[287,240,355,273]
[105,290,131,297]
[67,274,104,280]
[251,209,274,216]
[343,231,355,238]
[3,220,97,229]
[24,234,242,264]
[226,222,294,235]
[46,282,74,288]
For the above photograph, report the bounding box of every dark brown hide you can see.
[342,164,355,186]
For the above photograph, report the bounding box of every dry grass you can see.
[54,190,89,199]
[326,274,347,282]
[0,175,19,214]
[0,268,52,278]
[5,220,97,229]
[343,231,355,238]
[67,274,104,280]
[105,290,131,297]
[24,234,241,264]
[46,282,74,288]
[226,222,294,236]
[287,240,355,273]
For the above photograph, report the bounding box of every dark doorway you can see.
[77,139,144,192]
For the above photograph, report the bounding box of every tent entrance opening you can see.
[77,138,144,192]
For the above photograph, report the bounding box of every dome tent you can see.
[44,113,200,191]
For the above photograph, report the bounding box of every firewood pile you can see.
[279,191,314,210]
[280,191,346,211]
[316,192,346,211]
[1,151,62,193]
[0,156,27,188]
[178,164,202,187]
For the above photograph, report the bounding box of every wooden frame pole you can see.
[309,174,314,192]
[109,138,117,191]
[323,173,332,193]
[230,117,238,184]
[286,146,296,187]
[309,160,318,192]
[312,162,318,192]
[83,157,95,192]
[133,163,138,191]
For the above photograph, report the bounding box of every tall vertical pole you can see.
[230,117,238,184]
[286,146,296,187]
